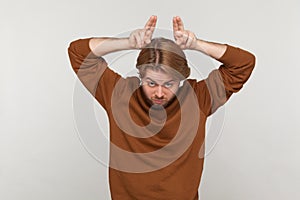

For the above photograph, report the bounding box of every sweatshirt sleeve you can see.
[195,45,256,116]
[68,38,122,110]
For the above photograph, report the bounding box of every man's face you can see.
[141,69,180,106]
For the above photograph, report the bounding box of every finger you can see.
[134,32,142,48]
[139,30,146,47]
[144,15,157,32]
[186,33,193,48]
[175,16,184,31]
[144,29,153,44]
[150,15,157,32]
[144,29,152,37]
[173,16,179,32]
[181,31,189,43]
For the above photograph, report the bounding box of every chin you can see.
[152,100,170,108]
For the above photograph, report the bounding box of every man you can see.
[68,15,255,200]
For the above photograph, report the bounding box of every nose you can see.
[155,86,164,98]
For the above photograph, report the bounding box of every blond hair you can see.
[136,38,190,80]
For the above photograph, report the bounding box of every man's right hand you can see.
[89,15,157,56]
[129,15,157,49]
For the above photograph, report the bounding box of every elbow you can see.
[68,40,78,56]
[67,40,82,73]
[247,52,256,70]
[67,40,77,60]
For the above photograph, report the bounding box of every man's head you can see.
[136,37,190,106]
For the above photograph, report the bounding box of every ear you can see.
[139,78,143,86]
[138,73,143,86]
[179,80,185,87]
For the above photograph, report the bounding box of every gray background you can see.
[1,0,299,199]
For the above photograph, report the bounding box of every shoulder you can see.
[186,78,206,90]
[111,75,140,96]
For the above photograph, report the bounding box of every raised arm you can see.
[172,16,256,115]
[68,15,157,109]
[89,15,157,56]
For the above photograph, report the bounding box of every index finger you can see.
[173,16,185,32]
[144,15,157,32]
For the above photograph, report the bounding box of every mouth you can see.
[151,99,166,105]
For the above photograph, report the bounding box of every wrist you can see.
[119,37,133,50]
[191,39,205,51]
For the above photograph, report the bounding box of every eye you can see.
[148,81,156,87]
[164,82,173,88]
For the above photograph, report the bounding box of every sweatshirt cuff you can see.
[73,38,99,58]
[217,44,237,64]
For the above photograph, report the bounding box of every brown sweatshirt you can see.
[68,38,255,200]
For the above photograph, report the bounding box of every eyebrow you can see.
[145,77,175,84]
